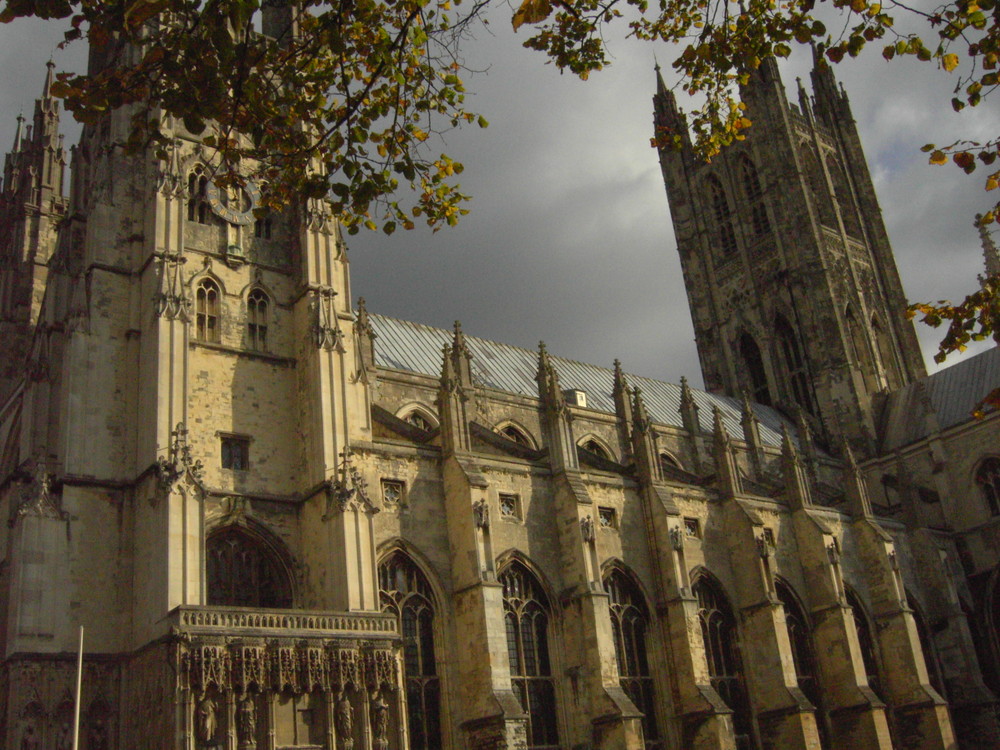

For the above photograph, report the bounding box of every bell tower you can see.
[654,55,926,451]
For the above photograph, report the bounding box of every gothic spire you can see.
[678,376,700,436]
[12,113,24,153]
[978,215,1000,279]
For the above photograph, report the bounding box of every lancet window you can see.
[605,569,660,747]
[187,167,210,224]
[501,424,532,447]
[708,175,738,256]
[907,593,946,698]
[206,527,293,608]
[776,581,827,745]
[195,279,221,343]
[404,410,433,432]
[826,156,863,238]
[871,315,896,386]
[845,306,877,394]
[846,589,883,699]
[694,574,755,749]
[582,439,611,460]
[775,316,813,414]
[378,552,441,750]
[739,332,771,406]
[247,288,269,352]
[976,457,1000,516]
[800,145,836,228]
[740,156,770,237]
[500,561,559,749]
[254,215,272,239]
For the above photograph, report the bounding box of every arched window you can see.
[871,315,897,386]
[500,424,532,448]
[708,175,738,256]
[845,306,877,394]
[846,589,883,699]
[247,288,269,352]
[500,561,559,749]
[907,593,946,698]
[740,156,770,237]
[581,439,612,460]
[404,410,433,432]
[976,458,1000,516]
[196,279,221,343]
[660,452,682,474]
[187,167,210,224]
[605,569,659,746]
[800,146,836,228]
[775,316,812,414]
[739,332,771,406]
[379,552,441,750]
[776,581,828,746]
[693,574,755,749]
[206,527,293,608]
[825,156,863,238]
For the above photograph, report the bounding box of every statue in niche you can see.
[88,718,109,750]
[335,692,354,750]
[19,724,39,750]
[196,694,217,745]
[55,722,72,750]
[371,692,389,750]
[237,694,256,748]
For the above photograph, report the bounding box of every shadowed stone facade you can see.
[0,34,998,750]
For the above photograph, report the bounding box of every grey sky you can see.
[1,9,996,387]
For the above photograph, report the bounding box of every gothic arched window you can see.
[739,332,771,406]
[845,306,877,394]
[605,568,660,746]
[799,146,835,227]
[206,527,293,608]
[871,315,896,386]
[254,215,273,239]
[846,589,883,699]
[775,316,813,414]
[247,288,269,352]
[581,439,612,460]
[907,593,946,698]
[196,279,221,343]
[500,561,559,749]
[694,574,755,749]
[740,156,770,237]
[708,175,738,256]
[379,552,441,750]
[500,424,532,448]
[776,580,828,746]
[404,410,434,432]
[825,156,863,238]
[976,458,1000,516]
[187,167,210,224]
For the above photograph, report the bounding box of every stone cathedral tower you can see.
[654,56,926,452]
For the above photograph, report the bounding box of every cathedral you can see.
[0,17,999,749]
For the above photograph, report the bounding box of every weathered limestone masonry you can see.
[0,20,999,750]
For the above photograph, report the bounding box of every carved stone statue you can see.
[335,693,354,750]
[19,725,39,750]
[88,718,109,750]
[237,695,257,748]
[371,693,389,750]
[196,695,217,745]
[473,499,489,530]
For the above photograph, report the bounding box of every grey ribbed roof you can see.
[371,314,793,447]
[879,346,1000,450]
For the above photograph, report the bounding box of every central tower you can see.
[654,57,926,450]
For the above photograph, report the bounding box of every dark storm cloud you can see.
[1,10,997,386]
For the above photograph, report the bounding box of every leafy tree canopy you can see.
[1,0,997,234]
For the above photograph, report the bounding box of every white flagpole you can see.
[72,626,83,750]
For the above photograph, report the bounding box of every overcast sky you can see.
[1,9,997,387]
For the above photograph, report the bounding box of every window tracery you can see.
[581,439,611,460]
[605,569,659,747]
[776,581,828,746]
[740,156,770,237]
[500,424,532,447]
[825,156,863,238]
[846,589,883,699]
[739,332,771,406]
[187,167,210,224]
[500,561,559,749]
[800,146,836,228]
[247,288,269,352]
[976,457,1000,515]
[694,574,755,749]
[195,279,221,343]
[378,552,441,749]
[775,316,812,414]
[206,527,293,609]
[404,411,433,432]
[708,175,738,256]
